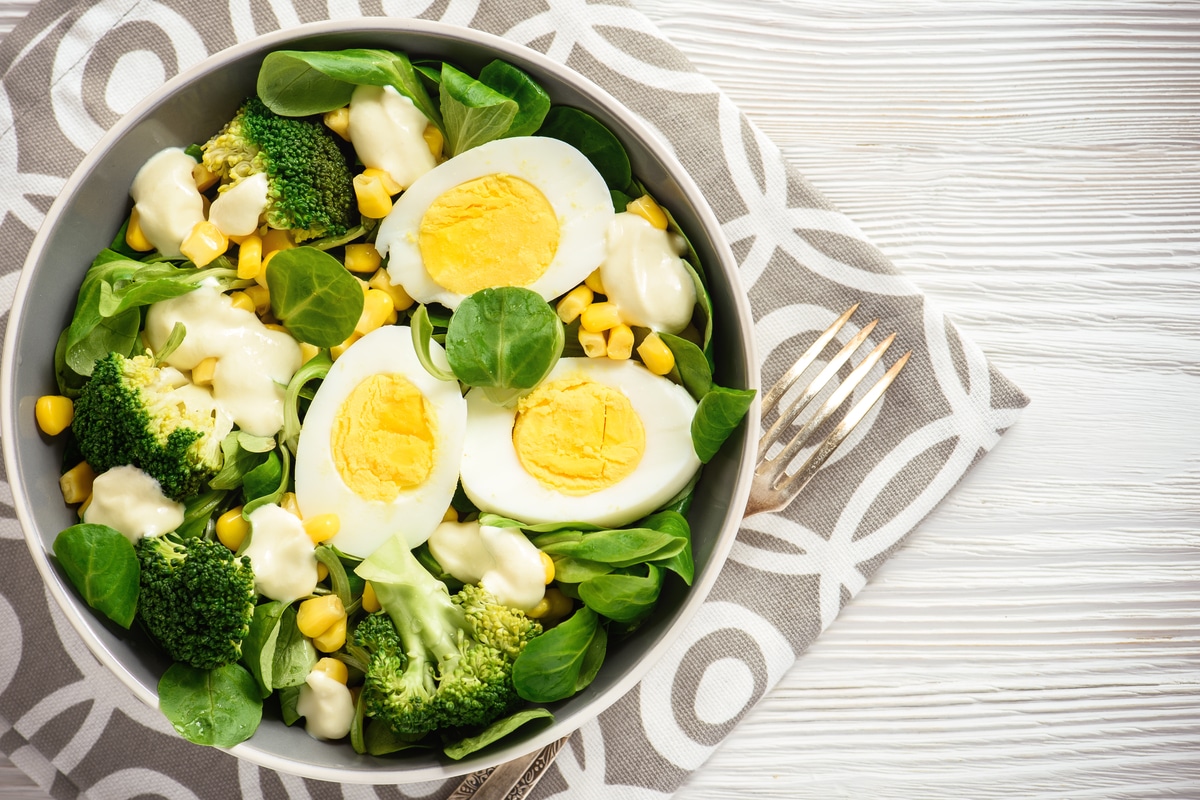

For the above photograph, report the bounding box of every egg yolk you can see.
[511,375,645,496]
[331,374,435,502]
[418,173,559,295]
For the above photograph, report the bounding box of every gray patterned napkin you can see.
[0,1,1027,798]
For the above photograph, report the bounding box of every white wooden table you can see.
[3,1,1198,797]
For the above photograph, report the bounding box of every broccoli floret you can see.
[136,534,256,669]
[354,538,543,736]
[72,352,225,501]
[201,97,355,241]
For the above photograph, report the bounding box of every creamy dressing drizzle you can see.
[348,85,437,190]
[130,148,206,259]
[427,520,546,611]
[243,504,319,603]
[83,465,185,543]
[600,211,697,334]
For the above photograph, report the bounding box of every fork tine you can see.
[774,349,911,501]
[761,331,896,478]
[759,303,859,420]
[758,317,879,459]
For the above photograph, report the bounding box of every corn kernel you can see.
[637,332,676,375]
[180,221,228,268]
[316,561,329,582]
[261,227,295,255]
[355,289,395,336]
[242,284,270,313]
[526,597,551,619]
[59,462,96,505]
[78,493,92,519]
[191,357,218,387]
[626,194,669,230]
[345,243,382,274]
[606,323,634,360]
[216,507,249,551]
[442,506,458,522]
[236,233,263,280]
[579,327,607,358]
[580,301,621,332]
[584,268,605,295]
[299,342,321,365]
[540,551,555,585]
[313,657,349,684]
[35,395,73,436]
[297,595,346,638]
[362,167,402,196]
[545,587,573,619]
[368,268,414,312]
[353,173,393,219]
[192,162,219,191]
[228,291,255,313]
[362,581,381,613]
[264,323,291,336]
[304,513,340,544]
[331,332,361,361]
[423,125,444,159]
[280,491,301,517]
[555,285,594,324]
[255,250,279,289]
[125,208,154,252]
[323,106,351,140]
[313,615,347,653]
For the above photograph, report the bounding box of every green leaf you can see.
[157,662,262,747]
[537,106,632,191]
[691,385,756,464]
[240,601,286,698]
[210,432,271,491]
[315,546,353,609]
[660,333,713,401]
[241,449,282,507]
[643,510,694,585]
[271,605,318,689]
[53,329,88,398]
[258,49,442,130]
[512,606,601,703]
[440,63,519,157]
[266,246,364,348]
[574,623,608,693]
[551,555,613,584]
[443,708,555,760]
[578,565,663,623]
[364,720,429,755]
[279,685,302,726]
[175,490,229,539]
[52,524,140,629]
[282,351,332,453]
[410,305,457,381]
[445,287,564,397]
[537,527,685,568]
[478,60,551,138]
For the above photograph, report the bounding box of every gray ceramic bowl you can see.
[0,19,757,784]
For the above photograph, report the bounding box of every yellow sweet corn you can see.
[242,284,270,314]
[216,507,249,551]
[353,173,393,219]
[299,342,322,365]
[540,552,555,585]
[192,162,219,191]
[331,332,361,360]
[35,395,73,436]
[191,357,218,387]
[580,301,621,333]
[626,194,668,230]
[304,513,340,545]
[323,107,351,140]
[362,581,381,613]
[313,615,347,653]
[584,268,605,295]
[313,657,349,684]
[229,291,256,313]
[362,167,401,196]
[527,587,573,621]
[60,461,96,505]
[637,332,675,375]
[423,125,444,159]
[355,289,395,336]
[236,233,263,280]
[555,285,593,324]
[180,221,228,267]
[261,227,295,255]
[606,324,634,360]
[345,243,382,274]
[125,208,154,252]
[316,562,329,582]
[579,327,607,358]
[77,493,92,519]
[255,250,278,289]
[280,491,301,517]
[368,268,414,312]
[298,595,346,638]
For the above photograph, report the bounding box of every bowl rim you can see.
[0,16,759,784]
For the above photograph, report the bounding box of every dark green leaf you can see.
[266,246,364,347]
[157,662,262,747]
[439,63,518,157]
[54,329,88,398]
[210,432,271,491]
[241,601,286,698]
[279,685,302,726]
[271,605,318,689]
[610,189,635,214]
[513,606,602,702]
[537,106,632,191]
[315,546,353,610]
[175,489,229,539]
[410,305,457,381]
[445,287,564,398]
[692,385,756,464]
[52,524,140,628]
[578,565,663,623]
[478,60,551,138]
[282,351,332,453]
[574,623,608,693]
[443,708,555,760]
[538,527,686,568]
[364,720,428,755]
[660,333,713,401]
[241,450,282,506]
[643,511,694,585]
[551,555,613,584]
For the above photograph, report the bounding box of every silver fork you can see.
[746,304,910,517]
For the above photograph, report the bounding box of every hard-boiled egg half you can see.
[377,137,613,310]
[294,326,466,557]
[459,357,701,528]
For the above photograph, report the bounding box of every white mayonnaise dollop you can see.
[599,212,697,334]
[208,172,268,237]
[296,669,355,741]
[83,465,184,543]
[130,147,207,259]
[144,285,301,437]
[243,504,318,603]
[348,85,437,190]
[428,520,546,611]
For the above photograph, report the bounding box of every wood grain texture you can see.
[2,0,1198,798]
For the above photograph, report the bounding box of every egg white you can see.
[377,136,613,309]
[459,357,701,528]
[294,326,466,556]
